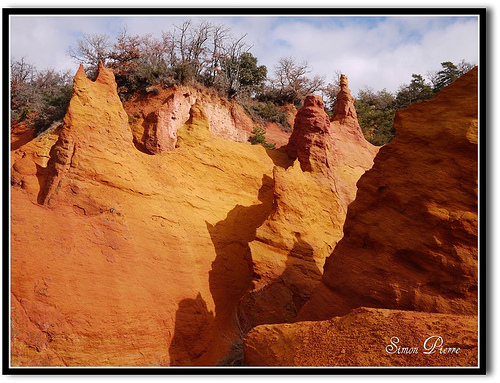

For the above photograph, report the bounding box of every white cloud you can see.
[10,16,119,73]
[8,14,479,96]
[242,16,479,94]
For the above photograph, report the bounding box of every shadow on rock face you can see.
[239,236,322,327]
[264,146,295,170]
[168,293,214,366]
[206,174,275,320]
[169,175,275,366]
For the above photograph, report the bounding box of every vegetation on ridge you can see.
[10,18,474,143]
[354,61,475,145]
[248,127,276,150]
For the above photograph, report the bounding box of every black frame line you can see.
[2,6,487,376]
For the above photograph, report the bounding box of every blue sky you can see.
[9,14,479,95]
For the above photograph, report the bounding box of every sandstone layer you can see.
[244,307,478,367]
[124,84,291,151]
[299,68,479,321]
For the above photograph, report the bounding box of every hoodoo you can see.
[38,62,135,209]
[286,94,333,174]
[11,63,282,366]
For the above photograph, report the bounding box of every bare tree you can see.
[64,18,262,91]
[220,34,250,96]
[10,58,72,132]
[173,20,192,63]
[274,57,308,93]
[140,33,167,72]
[110,27,142,65]
[68,33,111,78]
[207,23,230,85]
[11,56,37,86]
[187,21,211,77]
[303,74,326,94]
[272,56,325,101]
[160,31,176,67]
[457,59,475,74]
[169,20,213,83]
[11,57,38,109]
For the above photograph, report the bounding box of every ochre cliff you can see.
[10,62,377,367]
[124,84,291,151]
[299,67,478,321]
[11,62,478,369]
[242,68,479,368]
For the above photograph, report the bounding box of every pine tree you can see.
[431,61,461,93]
[394,73,433,110]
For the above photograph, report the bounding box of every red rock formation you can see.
[11,121,36,151]
[143,90,194,154]
[286,95,333,174]
[329,74,380,209]
[240,164,344,327]
[124,85,266,151]
[39,62,135,210]
[285,81,378,210]
[299,68,479,321]
[333,74,358,122]
[10,63,282,366]
[140,89,261,154]
[9,65,379,367]
[244,307,478,367]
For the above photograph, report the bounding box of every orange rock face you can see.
[38,62,136,210]
[299,68,479,322]
[10,63,281,366]
[142,90,194,154]
[244,307,478,367]
[286,95,333,173]
[240,163,344,326]
[333,74,358,122]
[11,121,36,151]
[286,85,378,210]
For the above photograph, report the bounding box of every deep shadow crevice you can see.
[168,174,275,366]
[239,236,322,328]
[207,174,275,320]
[35,163,48,205]
[265,146,294,169]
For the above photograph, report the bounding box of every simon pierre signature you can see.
[386,336,460,355]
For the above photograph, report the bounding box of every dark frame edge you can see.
[2,7,13,377]
[2,6,487,376]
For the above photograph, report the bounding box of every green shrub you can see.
[354,89,396,146]
[248,127,276,149]
[10,61,72,135]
